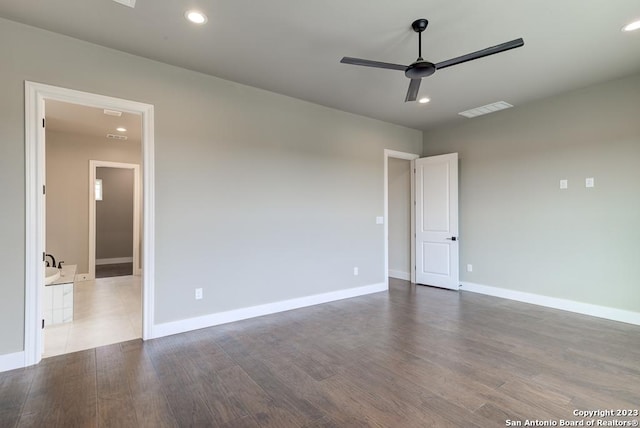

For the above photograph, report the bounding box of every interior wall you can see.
[45,130,141,274]
[423,72,640,313]
[387,158,411,279]
[96,167,134,261]
[0,18,422,355]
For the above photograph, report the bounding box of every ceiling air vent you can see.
[107,134,128,141]
[103,109,122,117]
[112,0,136,8]
[459,101,513,118]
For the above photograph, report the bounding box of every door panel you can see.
[415,153,459,290]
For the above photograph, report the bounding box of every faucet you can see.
[45,253,56,268]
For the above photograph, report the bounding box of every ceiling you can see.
[46,100,141,142]
[2,1,639,131]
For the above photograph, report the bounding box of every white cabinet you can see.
[43,264,76,326]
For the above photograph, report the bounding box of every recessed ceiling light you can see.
[622,19,640,32]
[418,97,430,104]
[116,127,127,132]
[185,10,207,25]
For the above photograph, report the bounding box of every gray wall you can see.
[46,130,141,274]
[423,73,640,313]
[96,167,134,260]
[0,18,422,355]
[388,158,411,278]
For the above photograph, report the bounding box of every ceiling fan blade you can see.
[341,57,407,71]
[405,79,421,102]
[434,38,524,70]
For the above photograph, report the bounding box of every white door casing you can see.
[383,149,420,286]
[415,153,459,290]
[25,81,155,367]
[89,161,141,280]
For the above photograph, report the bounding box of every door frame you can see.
[89,161,141,279]
[24,81,155,366]
[384,149,420,287]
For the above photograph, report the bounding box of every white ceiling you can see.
[2,1,639,131]
[46,100,141,142]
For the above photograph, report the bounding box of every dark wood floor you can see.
[95,263,133,278]
[2,279,639,427]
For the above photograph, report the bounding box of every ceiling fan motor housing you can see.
[405,61,436,79]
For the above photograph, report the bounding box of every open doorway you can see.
[42,100,143,357]
[388,157,412,281]
[25,82,155,367]
[384,149,419,286]
[90,161,141,280]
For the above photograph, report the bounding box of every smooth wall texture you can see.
[96,167,134,260]
[0,18,421,355]
[388,158,411,278]
[46,130,141,274]
[423,73,640,313]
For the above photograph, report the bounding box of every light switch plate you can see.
[585,177,594,188]
[376,216,384,224]
[560,179,568,189]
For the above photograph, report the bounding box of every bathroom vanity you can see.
[43,264,76,326]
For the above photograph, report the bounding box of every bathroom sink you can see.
[45,266,60,285]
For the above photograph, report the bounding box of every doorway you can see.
[89,161,141,280]
[384,150,419,286]
[24,82,155,366]
[387,157,412,281]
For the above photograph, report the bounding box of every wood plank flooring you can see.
[2,278,639,427]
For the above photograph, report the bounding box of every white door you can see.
[415,153,459,290]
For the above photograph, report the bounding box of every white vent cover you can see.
[103,109,123,117]
[459,101,513,118]
[106,134,128,141]
[112,0,136,8]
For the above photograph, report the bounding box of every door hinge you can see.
[42,118,45,128]
[43,185,46,195]
[43,252,46,262]
[42,319,45,329]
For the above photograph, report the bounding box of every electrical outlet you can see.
[195,288,203,300]
[353,267,359,276]
[467,264,473,272]
[75,274,89,282]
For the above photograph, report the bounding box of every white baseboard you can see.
[96,257,133,265]
[389,270,411,281]
[460,281,640,326]
[0,351,26,373]
[152,282,388,339]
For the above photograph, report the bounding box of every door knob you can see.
[446,236,457,241]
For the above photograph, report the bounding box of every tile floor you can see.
[43,275,142,358]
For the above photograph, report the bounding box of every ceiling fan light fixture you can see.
[418,97,430,104]
[622,19,640,32]
[185,10,208,25]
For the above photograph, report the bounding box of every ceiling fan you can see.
[341,19,524,102]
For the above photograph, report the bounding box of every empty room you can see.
[0,1,639,427]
